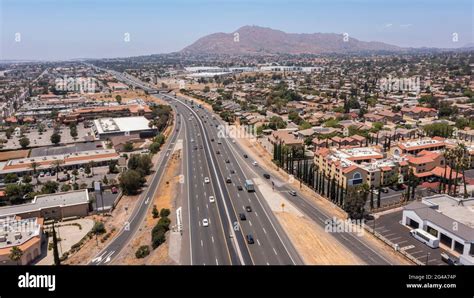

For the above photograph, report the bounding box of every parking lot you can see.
[366,210,449,265]
[0,124,94,150]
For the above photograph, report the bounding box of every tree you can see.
[344,184,369,219]
[41,181,59,194]
[92,221,106,235]
[19,137,30,149]
[69,124,78,139]
[9,246,23,265]
[135,245,150,259]
[50,133,61,145]
[52,223,61,265]
[127,154,152,176]
[4,173,19,184]
[115,95,122,104]
[5,183,33,203]
[61,184,71,192]
[119,169,145,195]
[102,175,109,185]
[51,159,64,181]
[22,174,32,184]
[152,205,159,218]
[160,208,171,218]
[108,160,119,174]
[29,161,39,183]
[123,142,134,152]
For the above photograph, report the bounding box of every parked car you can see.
[111,186,118,194]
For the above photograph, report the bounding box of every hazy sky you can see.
[1,0,472,60]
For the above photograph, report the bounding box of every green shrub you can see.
[135,245,150,259]
[160,208,170,218]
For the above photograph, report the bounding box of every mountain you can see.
[181,25,403,55]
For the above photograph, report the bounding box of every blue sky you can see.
[0,0,472,60]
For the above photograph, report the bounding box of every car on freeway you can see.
[216,150,220,154]
[209,196,215,203]
[289,190,297,196]
[225,159,230,163]
[230,169,235,174]
[237,185,243,191]
[204,177,210,184]
[190,139,194,142]
[246,234,255,244]
[245,206,252,212]
[211,138,214,142]
[202,219,209,227]
[239,213,246,220]
[263,173,270,179]
[252,161,258,166]
[243,154,248,158]
[226,177,232,183]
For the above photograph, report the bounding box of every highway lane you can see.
[90,101,182,265]
[183,109,232,265]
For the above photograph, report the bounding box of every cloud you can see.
[384,23,393,28]
[400,24,413,28]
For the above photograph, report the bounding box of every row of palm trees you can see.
[27,160,96,184]
[439,143,470,198]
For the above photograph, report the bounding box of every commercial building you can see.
[0,190,90,220]
[0,216,43,265]
[402,194,474,265]
[93,116,156,140]
[0,149,120,177]
[392,138,446,156]
[58,104,152,124]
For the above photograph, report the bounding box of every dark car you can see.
[216,150,220,154]
[239,213,246,220]
[237,185,243,191]
[246,234,254,244]
[289,190,297,196]
[225,159,230,163]
[245,206,252,212]
[263,173,270,179]
[226,177,231,183]
[211,138,214,142]
[243,154,248,158]
[230,169,235,174]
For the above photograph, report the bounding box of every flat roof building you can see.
[93,116,156,139]
[0,190,90,220]
[0,216,43,265]
[402,194,474,265]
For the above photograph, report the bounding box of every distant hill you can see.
[181,25,403,55]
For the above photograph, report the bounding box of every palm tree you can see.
[52,159,64,181]
[29,161,39,184]
[88,161,96,176]
[9,246,23,265]
[457,143,469,199]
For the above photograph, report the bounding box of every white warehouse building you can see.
[93,116,157,140]
[402,194,474,265]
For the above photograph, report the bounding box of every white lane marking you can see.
[104,251,115,264]
[255,211,258,217]
[216,258,219,265]
[211,236,214,243]
[201,240,203,247]
[263,228,267,234]
[257,239,261,246]
[273,248,278,255]
[144,197,150,205]
[249,220,252,227]
[206,204,209,209]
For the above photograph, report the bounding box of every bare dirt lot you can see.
[112,149,182,265]
[0,149,29,161]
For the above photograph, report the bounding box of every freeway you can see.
[90,107,182,265]
[161,94,303,265]
[175,95,398,265]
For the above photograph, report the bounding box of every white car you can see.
[252,161,258,166]
[204,177,210,184]
[209,196,215,203]
[202,219,209,227]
